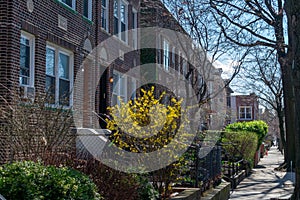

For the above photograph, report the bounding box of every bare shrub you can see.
[0,89,75,165]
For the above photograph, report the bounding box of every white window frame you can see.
[112,71,127,106]
[101,0,109,31]
[45,43,74,107]
[59,0,76,10]
[239,106,252,120]
[83,0,93,20]
[20,31,35,87]
[114,0,128,43]
[163,39,170,71]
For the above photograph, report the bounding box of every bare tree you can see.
[162,0,300,198]
[235,47,286,163]
[161,0,247,131]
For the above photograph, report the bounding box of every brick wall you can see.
[235,94,259,122]
[0,0,140,162]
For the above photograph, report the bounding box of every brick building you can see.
[0,0,140,162]
[0,0,230,164]
[0,0,140,122]
[230,93,260,123]
[139,0,228,130]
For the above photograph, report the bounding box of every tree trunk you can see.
[277,109,287,160]
[285,0,300,199]
[281,66,296,168]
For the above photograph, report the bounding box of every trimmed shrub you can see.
[222,131,258,166]
[225,120,268,150]
[0,161,102,200]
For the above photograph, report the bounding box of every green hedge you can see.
[0,161,102,200]
[225,120,268,150]
[222,131,258,166]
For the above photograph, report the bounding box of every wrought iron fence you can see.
[180,142,222,192]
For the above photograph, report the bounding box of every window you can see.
[131,9,137,49]
[178,50,182,75]
[171,47,176,68]
[157,35,162,64]
[178,51,187,77]
[239,106,252,120]
[114,0,128,42]
[163,39,170,71]
[227,96,231,107]
[45,44,73,106]
[182,56,187,76]
[59,0,76,9]
[128,77,137,100]
[112,71,127,106]
[20,32,35,86]
[101,0,109,31]
[83,0,92,20]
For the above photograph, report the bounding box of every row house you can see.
[206,68,227,130]
[139,0,228,131]
[139,0,207,102]
[230,93,260,123]
[0,0,230,163]
[0,0,140,162]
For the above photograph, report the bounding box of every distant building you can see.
[225,80,234,125]
[230,93,259,123]
[206,68,227,130]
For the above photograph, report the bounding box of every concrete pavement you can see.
[229,146,295,200]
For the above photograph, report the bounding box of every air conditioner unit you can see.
[20,86,35,100]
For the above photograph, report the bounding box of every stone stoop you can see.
[170,181,231,200]
[170,187,201,200]
[202,181,231,200]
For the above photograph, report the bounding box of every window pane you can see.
[131,12,136,29]
[20,37,30,85]
[102,0,106,7]
[114,0,118,17]
[20,37,29,46]
[59,53,69,79]
[120,76,126,96]
[121,22,126,41]
[46,48,55,76]
[61,0,72,7]
[83,0,89,18]
[246,107,251,119]
[163,40,169,70]
[113,73,120,94]
[240,107,246,119]
[120,3,126,23]
[114,17,119,35]
[46,75,55,104]
[101,7,107,29]
[129,78,136,99]
[59,79,70,106]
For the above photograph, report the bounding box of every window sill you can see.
[82,16,94,25]
[45,103,73,111]
[112,34,129,47]
[100,27,111,35]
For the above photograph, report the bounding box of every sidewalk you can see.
[229,146,295,200]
